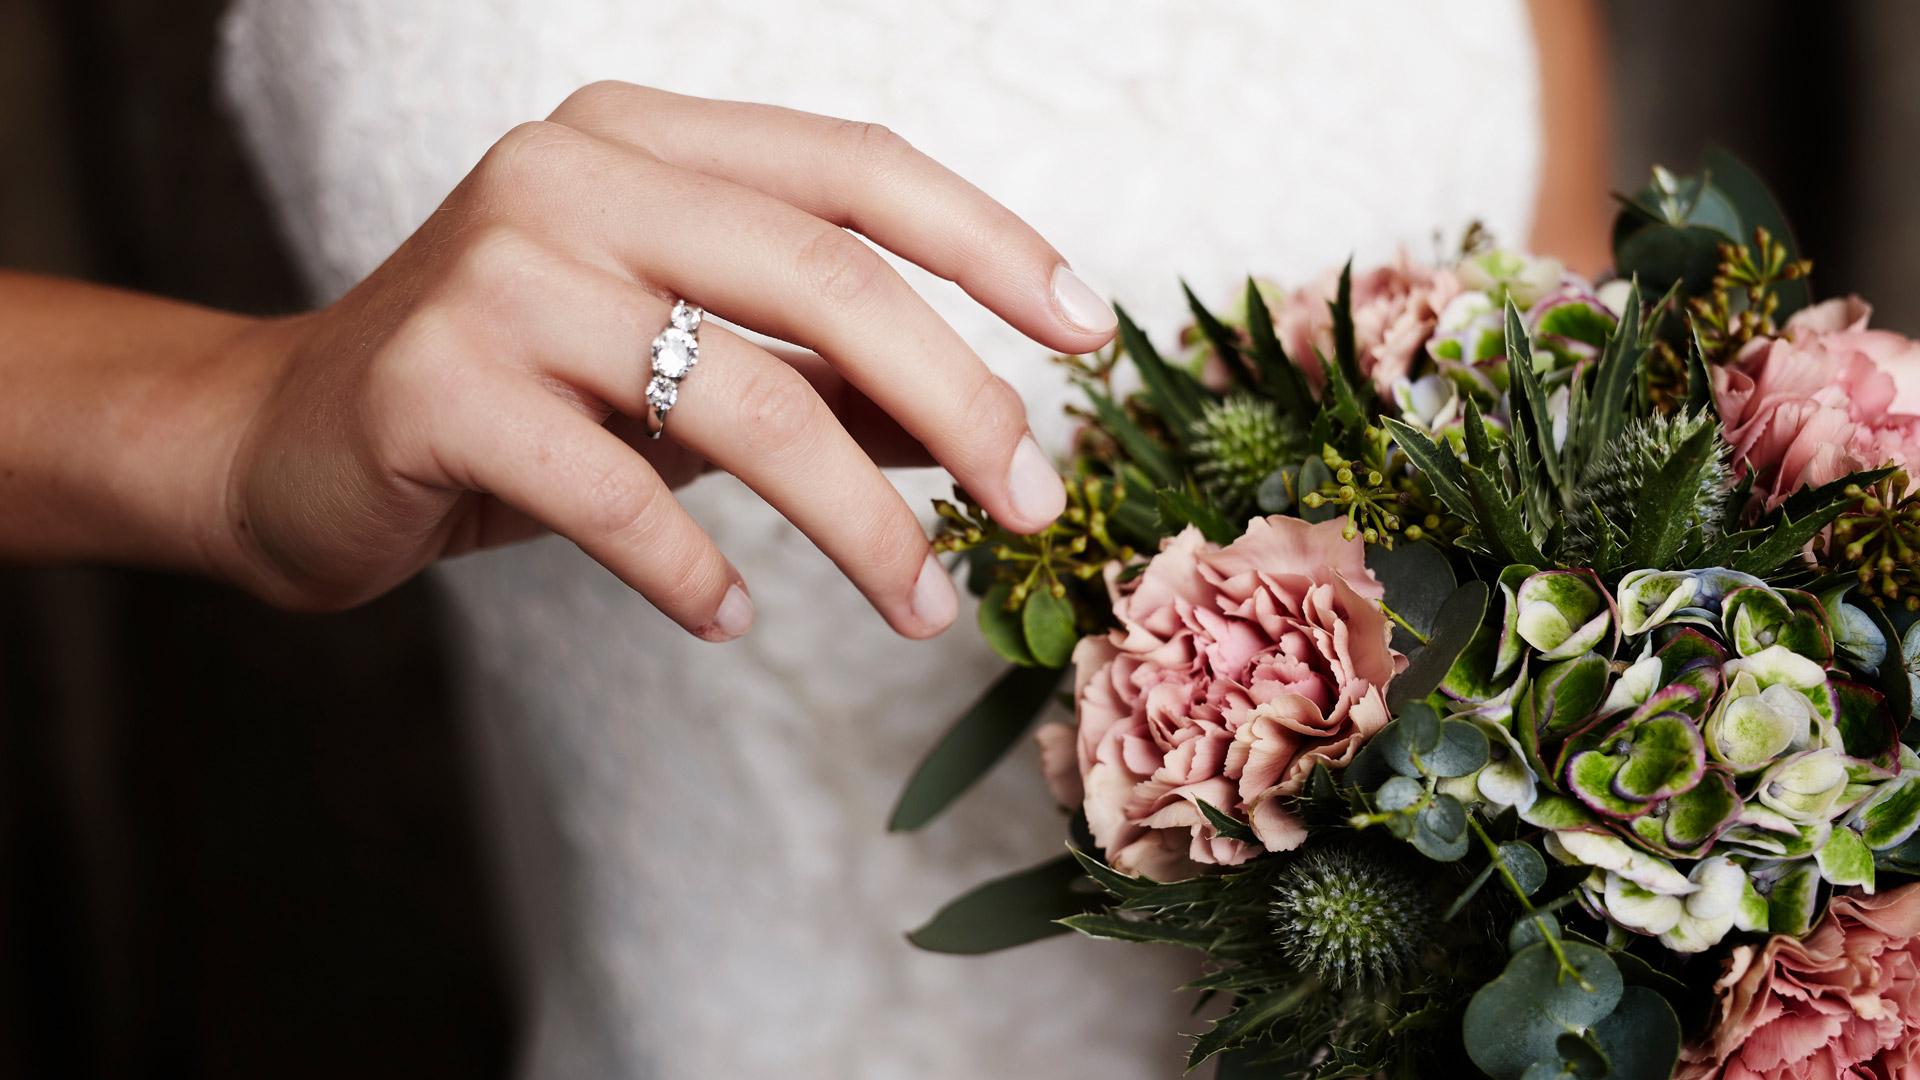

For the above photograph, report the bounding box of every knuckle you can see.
[838,119,911,170]
[477,120,587,198]
[793,226,886,308]
[655,553,727,615]
[451,225,550,300]
[582,460,664,541]
[552,79,643,122]
[861,508,931,581]
[962,372,1028,451]
[735,362,824,456]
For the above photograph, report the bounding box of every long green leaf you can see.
[1115,304,1208,434]
[1505,301,1561,489]
[1331,261,1365,393]
[1244,279,1315,425]
[908,853,1092,953]
[1620,419,1719,569]
[889,665,1064,831]
[1087,387,1179,487]
[1057,912,1218,950]
[1318,346,1366,431]
[1183,280,1258,392]
[1583,278,1643,459]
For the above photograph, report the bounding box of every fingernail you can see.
[708,583,754,641]
[911,554,957,632]
[1050,264,1117,335]
[1007,434,1067,526]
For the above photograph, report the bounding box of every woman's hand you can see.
[215,82,1117,640]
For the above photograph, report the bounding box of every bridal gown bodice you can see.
[218,3,1543,1076]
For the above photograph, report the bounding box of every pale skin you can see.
[0,3,1608,644]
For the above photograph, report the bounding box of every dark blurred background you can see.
[0,2,1914,1077]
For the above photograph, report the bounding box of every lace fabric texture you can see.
[219,3,1542,1076]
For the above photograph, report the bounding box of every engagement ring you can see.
[645,299,703,438]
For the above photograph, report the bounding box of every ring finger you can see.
[486,256,959,639]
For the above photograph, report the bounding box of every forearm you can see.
[0,270,283,578]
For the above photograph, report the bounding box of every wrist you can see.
[0,273,299,582]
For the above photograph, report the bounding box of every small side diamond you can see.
[646,375,679,413]
[652,328,698,378]
[669,301,703,333]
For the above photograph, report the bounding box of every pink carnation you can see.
[1276,254,1459,400]
[1714,297,1920,510]
[1036,517,1403,881]
[1678,884,1920,1079]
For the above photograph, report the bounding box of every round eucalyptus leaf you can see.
[1589,986,1681,1080]
[1497,841,1548,896]
[1412,794,1470,861]
[1297,455,1337,523]
[1376,775,1425,812]
[1464,942,1624,1079]
[1507,912,1560,954]
[1554,1031,1611,1079]
[1423,719,1492,778]
[1367,540,1456,650]
[1255,464,1301,514]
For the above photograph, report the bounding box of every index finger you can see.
[547,81,1118,354]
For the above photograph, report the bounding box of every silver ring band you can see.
[645,299,703,439]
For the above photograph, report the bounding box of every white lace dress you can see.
[218,3,1543,1076]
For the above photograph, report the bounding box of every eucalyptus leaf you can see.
[1589,985,1682,1080]
[1497,841,1549,896]
[1368,540,1457,651]
[1703,148,1810,316]
[1463,941,1623,1080]
[1388,581,1492,711]
[1412,794,1471,861]
[1424,719,1492,778]
[1296,455,1338,524]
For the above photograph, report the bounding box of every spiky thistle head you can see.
[1188,395,1298,518]
[1268,846,1429,990]
[1567,409,1731,560]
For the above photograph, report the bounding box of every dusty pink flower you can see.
[1678,884,1920,1080]
[1036,517,1402,881]
[1276,254,1459,400]
[1714,297,1920,509]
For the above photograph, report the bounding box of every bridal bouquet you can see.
[892,153,1920,1080]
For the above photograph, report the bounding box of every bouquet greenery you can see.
[891,153,1920,1079]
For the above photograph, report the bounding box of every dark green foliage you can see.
[1568,410,1730,564]
[888,665,1062,832]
